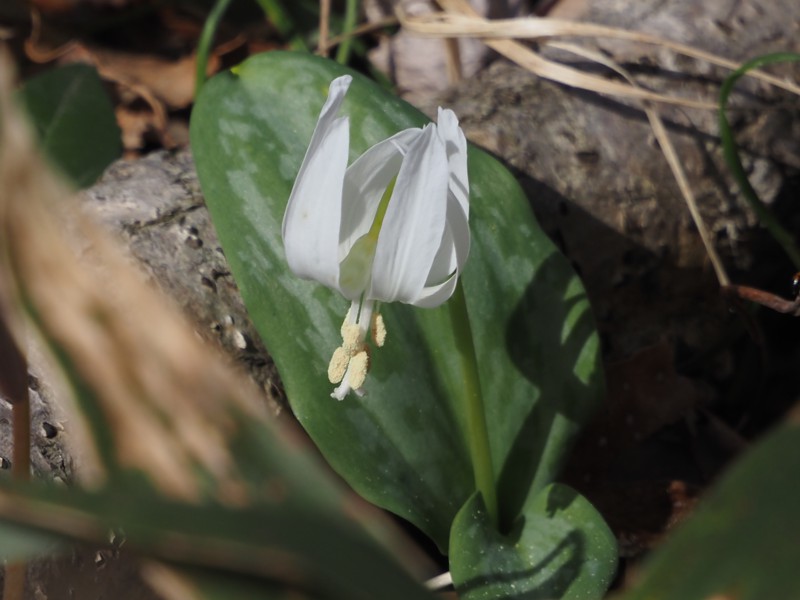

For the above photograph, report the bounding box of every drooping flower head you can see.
[282,75,469,399]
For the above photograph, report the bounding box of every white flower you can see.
[282,75,470,400]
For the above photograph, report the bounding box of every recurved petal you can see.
[436,107,469,217]
[424,221,456,289]
[412,274,458,309]
[370,124,449,304]
[339,128,421,261]
[445,188,470,274]
[424,190,470,286]
[414,191,470,308]
[282,76,352,290]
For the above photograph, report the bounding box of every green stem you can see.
[195,0,234,98]
[719,52,800,269]
[255,0,294,37]
[450,280,498,527]
[334,0,359,65]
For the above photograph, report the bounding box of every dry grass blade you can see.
[0,49,267,504]
[411,0,800,106]
[549,41,730,287]
[419,0,767,288]
[404,12,800,95]
[325,16,398,49]
[140,562,205,600]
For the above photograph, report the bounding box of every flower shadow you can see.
[455,486,588,599]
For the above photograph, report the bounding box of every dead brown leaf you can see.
[25,6,222,151]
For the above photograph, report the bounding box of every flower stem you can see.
[194,0,233,97]
[450,280,498,527]
[334,0,359,65]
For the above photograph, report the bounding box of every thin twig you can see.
[24,8,78,63]
[325,16,398,49]
[722,285,800,316]
[318,0,331,57]
[443,37,463,85]
[435,0,463,86]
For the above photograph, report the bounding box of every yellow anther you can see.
[371,312,387,348]
[340,304,357,338]
[341,323,362,353]
[327,346,349,384]
[348,350,370,390]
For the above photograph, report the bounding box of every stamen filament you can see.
[331,298,379,400]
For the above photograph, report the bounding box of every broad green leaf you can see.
[614,424,800,600]
[0,481,433,600]
[17,63,121,188]
[190,51,605,554]
[450,485,617,599]
[165,566,317,600]
[0,521,62,561]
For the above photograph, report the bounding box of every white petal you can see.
[424,222,457,288]
[339,128,422,261]
[282,76,352,290]
[370,124,449,303]
[413,273,458,308]
[436,107,469,218]
[424,191,470,287]
[445,188,471,274]
[413,191,470,308]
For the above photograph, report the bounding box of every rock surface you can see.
[418,0,800,361]
[85,150,286,415]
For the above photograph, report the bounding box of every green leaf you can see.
[165,566,317,600]
[190,51,604,555]
[718,52,800,268]
[0,521,62,561]
[450,485,617,600]
[615,424,800,600]
[0,481,433,600]
[17,63,121,188]
[252,0,295,35]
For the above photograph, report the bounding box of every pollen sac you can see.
[348,350,370,390]
[327,346,349,384]
[341,323,362,353]
[371,313,387,348]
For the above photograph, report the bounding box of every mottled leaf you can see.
[451,485,616,600]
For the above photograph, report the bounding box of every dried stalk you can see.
[403,0,800,101]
